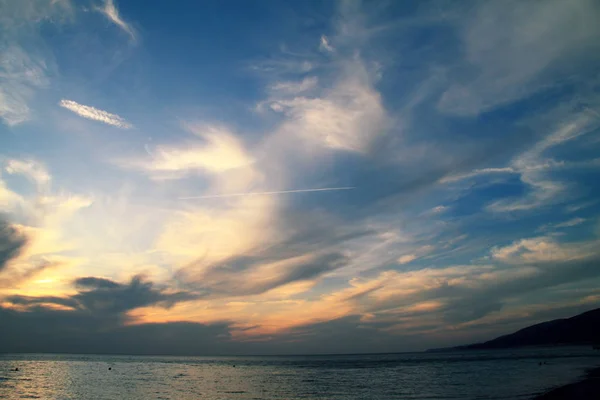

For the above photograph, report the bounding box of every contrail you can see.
[179,187,355,200]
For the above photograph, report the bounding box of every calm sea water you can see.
[1,347,598,399]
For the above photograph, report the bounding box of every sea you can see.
[1,347,598,400]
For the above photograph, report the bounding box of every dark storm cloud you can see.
[75,276,120,289]
[0,218,27,272]
[5,275,198,317]
[71,275,197,313]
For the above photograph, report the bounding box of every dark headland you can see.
[428,307,600,399]
[427,307,600,352]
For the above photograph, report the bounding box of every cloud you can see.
[565,201,598,213]
[96,0,137,42]
[181,252,347,297]
[59,99,133,129]
[139,3,399,305]
[3,0,600,355]
[156,195,278,268]
[267,69,388,153]
[0,1,73,126]
[441,167,515,183]
[5,274,196,316]
[0,218,67,290]
[445,111,600,214]
[347,242,600,328]
[1,157,92,226]
[0,257,79,291]
[397,254,417,264]
[5,158,51,189]
[249,58,316,77]
[319,35,335,53]
[71,275,196,313]
[0,46,49,126]
[394,244,435,266]
[0,218,27,272]
[256,4,389,155]
[486,114,599,212]
[268,77,318,96]
[126,125,254,182]
[0,180,24,211]
[0,159,94,292]
[538,217,586,232]
[553,218,586,229]
[438,0,600,116]
[491,236,598,265]
[0,0,72,28]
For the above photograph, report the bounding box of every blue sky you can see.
[1,0,600,354]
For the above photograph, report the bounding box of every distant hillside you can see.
[429,308,600,352]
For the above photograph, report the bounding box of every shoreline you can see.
[532,366,600,399]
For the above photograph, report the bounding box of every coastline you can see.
[532,366,600,399]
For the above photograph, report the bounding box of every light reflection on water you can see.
[0,347,599,399]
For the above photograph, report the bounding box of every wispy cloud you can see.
[269,77,318,96]
[0,159,94,293]
[396,244,435,265]
[438,0,600,116]
[266,66,388,153]
[487,115,599,212]
[397,254,417,264]
[491,236,597,265]
[441,167,515,183]
[59,99,132,129]
[97,0,137,42]
[122,125,257,188]
[0,47,49,126]
[538,217,586,232]
[319,35,335,53]
[444,111,600,214]
[5,159,51,190]
[0,0,74,126]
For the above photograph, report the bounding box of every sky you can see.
[1,0,600,355]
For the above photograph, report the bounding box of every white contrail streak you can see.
[59,99,132,129]
[179,187,355,200]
